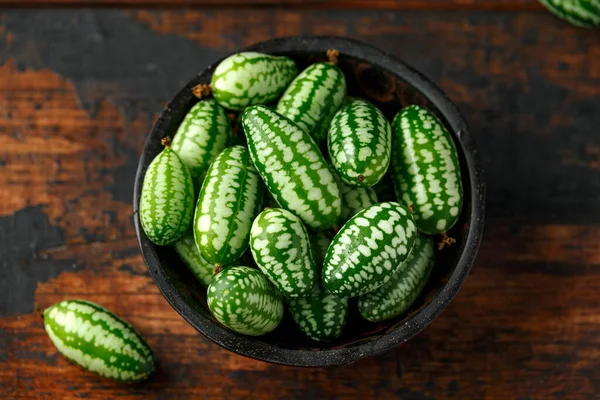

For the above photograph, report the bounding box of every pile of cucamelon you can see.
[142,49,463,340]
[42,49,463,382]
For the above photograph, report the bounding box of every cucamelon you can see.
[328,99,392,187]
[250,208,318,299]
[194,146,263,268]
[43,300,154,382]
[390,105,463,235]
[171,99,231,186]
[242,105,342,229]
[139,137,195,246]
[207,266,284,336]
[211,52,298,111]
[322,202,417,298]
[358,234,435,322]
[276,62,346,144]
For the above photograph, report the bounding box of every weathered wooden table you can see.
[1,1,599,398]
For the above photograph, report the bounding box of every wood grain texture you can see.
[0,0,544,11]
[1,7,600,400]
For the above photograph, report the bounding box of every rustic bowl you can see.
[133,36,485,367]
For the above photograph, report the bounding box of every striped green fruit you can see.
[250,208,318,299]
[323,202,417,298]
[43,300,154,382]
[275,62,346,144]
[173,229,214,287]
[358,235,435,322]
[194,146,263,268]
[207,266,284,336]
[140,138,195,246]
[328,99,392,187]
[288,284,348,342]
[211,52,298,111]
[242,105,342,229]
[390,105,463,235]
[372,171,397,202]
[171,99,232,187]
[539,0,600,28]
[330,165,379,226]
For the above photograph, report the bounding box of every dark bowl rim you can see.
[133,35,486,367]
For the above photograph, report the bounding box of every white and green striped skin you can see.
[329,164,379,226]
[207,266,284,336]
[328,99,392,187]
[43,300,154,382]
[250,208,318,299]
[194,146,264,267]
[391,105,463,235]
[242,105,342,229]
[288,284,349,342]
[140,145,195,246]
[171,99,232,188]
[539,0,600,27]
[358,235,435,322]
[275,63,346,144]
[322,202,417,298]
[173,229,214,287]
[211,52,298,111]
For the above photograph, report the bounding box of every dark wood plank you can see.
[0,0,544,11]
[1,8,599,399]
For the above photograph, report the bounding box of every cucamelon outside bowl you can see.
[133,36,486,367]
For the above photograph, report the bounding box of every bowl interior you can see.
[135,37,483,365]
